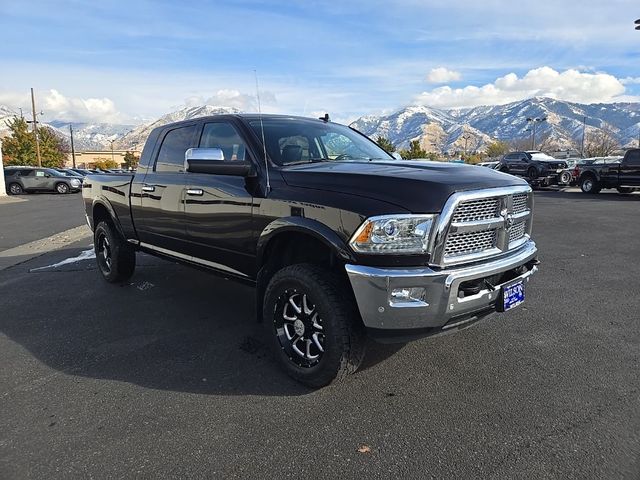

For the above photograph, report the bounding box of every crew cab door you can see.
[183,120,256,278]
[620,150,640,186]
[134,122,199,253]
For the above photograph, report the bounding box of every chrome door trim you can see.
[138,242,248,278]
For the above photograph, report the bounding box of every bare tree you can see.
[583,127,620,157]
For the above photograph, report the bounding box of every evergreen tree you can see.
[375,136,396,153]
[2,118,35,166]
[123,151,138,170]
[485,141,510,158]
[399,140,427,159]
[2,117,67,167]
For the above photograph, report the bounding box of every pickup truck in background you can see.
[577,149,640,194]
[497,151,569,187]
[83,114,539,387]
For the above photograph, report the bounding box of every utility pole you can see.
[581,116,586,157]
[30,88,42,167]
[69,125,76,168]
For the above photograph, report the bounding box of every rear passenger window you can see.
[156,124,199,172]
[626,150,640,165]
[200,122,248,161]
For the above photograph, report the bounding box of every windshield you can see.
[249,118,393,166]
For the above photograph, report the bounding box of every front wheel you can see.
[8,183,23,195]
[55,182,70,194]
[527,167,539,180]
[580,176,600,194]
[94,221,136,283]
[263,264,366,388]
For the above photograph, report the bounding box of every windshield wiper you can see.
[283,158,330,166]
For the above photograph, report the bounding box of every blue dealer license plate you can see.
[499,280,525,312]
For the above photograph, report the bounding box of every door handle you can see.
[186,188,204,196]
[142,185,155,192]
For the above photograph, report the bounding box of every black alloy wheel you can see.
[263,264,366,388]
[274,289,325,368]
[93,221,136,283]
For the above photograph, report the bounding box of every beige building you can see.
[65,150,141,169]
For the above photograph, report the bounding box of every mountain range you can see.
[350,97,640,153]
[2,97,639,154]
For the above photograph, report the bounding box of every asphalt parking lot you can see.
[1,190,639,479]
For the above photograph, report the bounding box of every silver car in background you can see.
[3,167,83,195]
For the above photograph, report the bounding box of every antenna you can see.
[254,70,270,195]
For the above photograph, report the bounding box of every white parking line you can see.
[0,225,92,271]
[30,248,96,272]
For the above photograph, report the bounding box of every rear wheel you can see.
[8,183,23,195]
[580,176,600,194]
[55,182,70,194]
[263,264,366,388]
[94,221,136,283]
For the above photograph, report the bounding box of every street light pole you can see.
[581,116,586,157]
[109,140,115,165]
[526,117,546,150]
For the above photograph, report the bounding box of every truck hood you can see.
[280,160,528,213]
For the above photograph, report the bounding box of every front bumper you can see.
[345,241,538,343]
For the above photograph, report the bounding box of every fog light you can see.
[390,287,427,305]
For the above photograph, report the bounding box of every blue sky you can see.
[1,0,639,124]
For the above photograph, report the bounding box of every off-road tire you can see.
[263,263,366,388]
[527,167,539,180]
[94,221,136,283]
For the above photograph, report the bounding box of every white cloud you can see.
[415,67,629,108]
[184,89,277,111]
[621,77,640,85]
[0,89,126,124]
[426,67,462,84]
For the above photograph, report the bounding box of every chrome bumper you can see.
[345,241,538,337]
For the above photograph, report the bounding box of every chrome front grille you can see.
[509,222,526,244]
[451,198,500,223]
[512,194,528,215]
[444,230,497,256]
[434,186,533,266]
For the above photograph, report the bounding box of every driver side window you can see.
[200,122,248,161]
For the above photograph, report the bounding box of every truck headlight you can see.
[349,214,437,254]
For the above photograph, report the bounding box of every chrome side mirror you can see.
[185,147,225,162]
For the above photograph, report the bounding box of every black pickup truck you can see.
[497,151,569,187]
[83,114,539,387]
[577,149,640,194]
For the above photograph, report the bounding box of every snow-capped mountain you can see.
[351,97,640,152]
[115,105,241,150]
[48,121,135,150]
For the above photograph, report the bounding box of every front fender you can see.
[256,216,356,267]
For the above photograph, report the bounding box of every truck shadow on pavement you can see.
[0,248,404,396]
